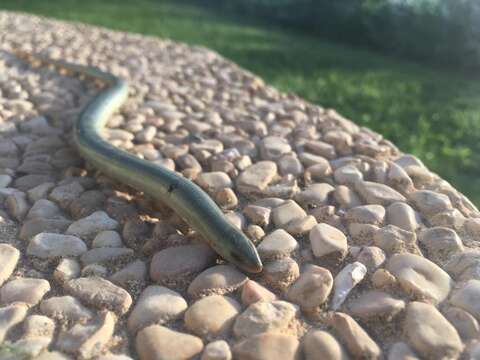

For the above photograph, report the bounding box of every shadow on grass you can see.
[2,0,480,205]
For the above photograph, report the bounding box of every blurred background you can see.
[2,0,479,205]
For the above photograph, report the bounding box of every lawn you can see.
[2,0,479,205]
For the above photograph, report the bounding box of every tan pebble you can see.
[418,227,464,264]
[450,279,480,320]
[303,329,350,360]
[128,285,187,334]
[215,188,238,209]
[110,259,147,286]
[371,268,397,288]
[347,290,405,320]
[185,295,241,339]
[386,202,421,232]
[285,215,317,236]
[236,161,278,196]
[444,306,480,340]
[309,223,347,258]
[188,265,248,298]
[444,250,480,281]
[328,312,381,359]
[260,136,292,161]
[403,301,462,360]
[201,340,232,360]
[294,183,334,208]
[354,181,405,206]
[334,164,363,185]
[6,191,29,220]
[40,295,93,322]
[271,200,307,228]
[233,300,298,338]
[243,205,271,227]
[196,172,233,193]
[0,303,28,342]
[355,246,386,272]
[136,324,203,360]
[1,277,50,307]
[278,154,303,176]
[80,247,134,266]
[373,225,417,255]
[257,229,299,260]
[23,314,55,338]
[54,258,80,284]
[386,253,452,303]
[387,342,420,360]
[27,232,87,259]
[287,264,333,311]
[232,332,300,360]
[348,223,379,245]
[246,225,265,243]
[345,205,385,225]
[409,190,452,217]
[0,244,20,287]
[56,311,115,358]
[241,280,277,306]
[263,257,300,290]
[333,185,362,209]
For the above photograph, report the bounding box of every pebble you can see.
[263,257,300,290]
[355,246,386,272]
[332,262,367,310]
[1,278,50,307]
[27,232,87,259]
[0,174,12,188]
[185,295,241,339]
[347,290,405,320]
[241,280,277,306]
[386,202,421,232]
[373,225,417,254]
[201,340,232,360]
[333,185,362,209]
[444,306,480,340]
[69,189,106,219]
[82,263,108,277]
[334,164,364,185]
[110,259,147,286]
[0,244,20,286]
[19,217,72,241]
[450,279,480,320]
[285,215,317,235]
[0,304,28,342]
[287,265,333,311]
[388,342,420,360]
[26,199,61,219]
[303,329,349,360]
[328,312,381,359]
[233,300,298,338]
[22,314,55,340]
[236,161,277,196]
[354,181,406,205]
[27,182,55,203]
[309,223,348,258]
[444,250,480,281]
[403,301,462,359]
[66,211,119,239]
[64,277,132,315]
[345,205,385,225]
[49,181,85,209]
[128,285,187,334]
[80,247,134,265]
[40,295,93,322]
[54,258,80,283]
[150,244,217,285]
[294,183,334,208]
[271,200,307,228]
[6,191,29,220]
[188,265,248,298]
[56,311,115,359]
[260,136,292,160]
[136,325,203,360]
[215,188,238,209]
[278,154,303,176]
[243,205,271,227]
[196,172,233,193]
[386,253,452,303]
[418,227,464,264]
[232,332,300,360]
[409,190,452,216]
[92,230,124,248]
[257,229,299,260]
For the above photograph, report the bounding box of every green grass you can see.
[2,0,480,205]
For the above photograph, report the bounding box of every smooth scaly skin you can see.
[20,53,263,273]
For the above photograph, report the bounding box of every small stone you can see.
[1,278,50,306]
[66,211,119,239]
[263,258,300,290]
[287,265,333,311]
[0,244,20,287]
[110,260,147,286]
[49,181,85,209]
[348,223,379,245]
[334,165,363,185]
[82,264,108,277]
[257,229,299,260]
[188,265,248,298]
[185,295,241,339]
[444,250,480,281]
[128,286,187,334]
[404,302,462,360]
[233,300,298,338]
[348,290,405,320]
[69,190,106,219]
[27,233,87,259]
[278,154,303,176]
[354,181,406,206]
[409,190,452,216]
[371,268,397,288]
[136,325,203,360]
[0,174,12,188]
[236,161,277,196]
[260,136,292,160]
[243,205,271,227]
[333,185,362,209]
[40,295,93,322]
[54,258,80,283]
[386,202,421,232]
[355,246,386,273]
[215,188,238,210]
[26,199,61,219]
[386,253,452,303]
[271,200,307,228]
[328,312,381,359]
[20,218,72,241]
[294,183,334,208]
[309,223,347,258]
[232,333,300,360]
[332,262,367,310]
[92,230,123,248]
[201,340,232,360]
[80,247,134,265]
[418,227,464,264]
[6,191,29,220]
[241,280,277,306]
[284,215,317,236]
[444,306,480,340]
[303,329,349,360]
[246,225,265,243]
[27,182,55,203]
[345,205,385,225]
[450,280,480,320]
[23,314,55,338]
[373,225,417,255]
[56,311,115,359]
[388,342,420,360]
[150,245,216,285]
[196,172,233,193]
[64,277,132,315]
[0,304,28,342]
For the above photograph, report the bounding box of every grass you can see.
[2,0,479,205]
